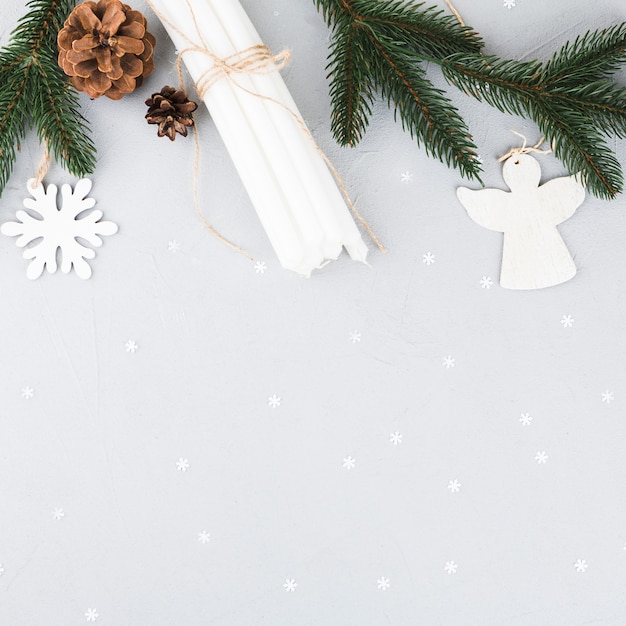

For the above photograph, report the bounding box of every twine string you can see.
[444,0,465,26]
[147,0,385,256]
[498,130,552,162]
[32,141,50,188]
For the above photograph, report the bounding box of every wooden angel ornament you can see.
[457,153,585,290]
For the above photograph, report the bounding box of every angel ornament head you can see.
[457,147,585,290]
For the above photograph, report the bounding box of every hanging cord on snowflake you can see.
[32,142,52,189]
[0,0,96,198]
[314,0,626,199]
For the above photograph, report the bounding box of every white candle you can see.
[214,0,369,263]
[147,0,369,275]
[188,1,329,273]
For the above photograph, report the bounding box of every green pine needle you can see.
[0,0,96,197]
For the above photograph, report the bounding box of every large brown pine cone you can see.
[57,0,156,100]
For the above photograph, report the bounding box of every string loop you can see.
[498,130,552,162]
[32,141,50,188]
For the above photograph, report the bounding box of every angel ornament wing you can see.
[457,153,585,290]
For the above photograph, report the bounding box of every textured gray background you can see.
[2,0,626,624]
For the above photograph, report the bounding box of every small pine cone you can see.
[145,87,198,141]
[57,0,156,100]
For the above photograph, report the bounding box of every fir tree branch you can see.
[544,23,626,81]
[0,67,30,194]
[314,0,626,199]
[327,24,376,146]
[366,28,481,179]
[316,0,484,181]
[439,50,626,198]
[0,0,96,197]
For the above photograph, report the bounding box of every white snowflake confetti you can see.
[623,541,626,551]
[535,451,548,464]
[283,578,298,592]
[1,178,117,280]
[574,559,588,573]
[168,240,180,253]
[422,252,436,265]
[444,561,458,574]
[503,0,515,8]
[447,479,462,493]
[389,432,403,445]
[343,456,356,470]
[560,315,574,328]
[377,576,391,590]
[443,356,455,369]
[52,507,65,520]
[84,608,99,622]
[0,564,4,576]
[21,386,34,399]
[254,261,267,274]
[125,339,138,353]
[176,458,190,472]
[519,412,533,426]
[602,390,614,404]
[268,394,281,408]
[349,330,362,344]
[480,276,494,289]
[400,171,413,184]
[198,530,211,544]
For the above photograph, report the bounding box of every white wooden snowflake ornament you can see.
[457,154,585,290]
[1,178,118,280]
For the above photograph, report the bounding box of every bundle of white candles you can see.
[147,0,372,276]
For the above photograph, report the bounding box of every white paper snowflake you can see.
[198,530,211,544]
[443,356,456,369]
[176,458,190,472]
[268,394,281,408]
[389,431,403,445]
[84,608,99,622]
[343,456,356,470]
[601,390,614,404]
[52,508,65,521]
[349,330,362,344]
[422,252,436,265]
[447,479,462,493]
[519,412,533,426]
[1,178,118,280]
